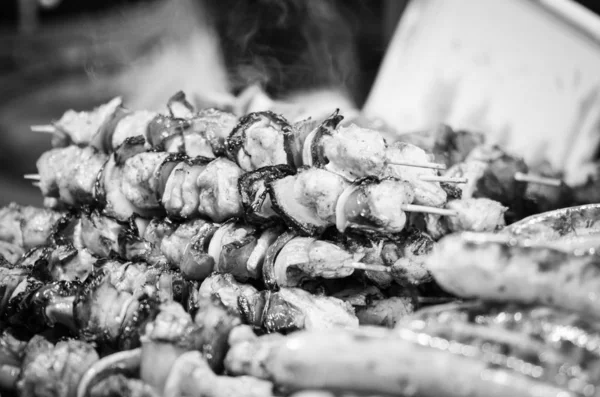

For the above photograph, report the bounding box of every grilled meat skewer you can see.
[428,232,600,318]
[225,316,598,397]
[32,140,453,232]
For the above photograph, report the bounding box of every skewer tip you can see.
[30,125,57,134]
[346,262,391,273]
[514,172,562,187]
[24,174,41,181]
[419,176,468,184]
[388,160,447,171]
[401,204,458,217]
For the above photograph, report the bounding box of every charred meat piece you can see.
[0,204,65,250]
[309,114,387,181]
[431,124,485,167]
[79,211,126,258]
[18,337,99,397]
[389,227,435,285]
[139,301,203,394]
[0,247,49,316]
[262,236,355,289]
[469,146,529,207]
[53,97,123,148]
[192,295,242,373]
[161,158,209,219]
[227,111,295,172]
[385,142,447,207]
[196,158,244,222]
[74,267,161,349]
[0,241,23,264]
[572,163,600,205]
[97,138,149,221]
[121,151,173,211]
[444,160,488,199]
[32,243,96,282]
[4,278,80,336]
[198,273,258,312]
[238,288,358,333]
[294,168,349,223]
[355,297,415,328]
[37,146,107,207]
[445,198,507,233]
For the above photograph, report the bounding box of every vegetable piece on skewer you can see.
[166,90,195,119]
[226,111,296,172]
[268,173,332,236]
[146,115,189,153]
[238,165,295,225]
[184,108,238,158]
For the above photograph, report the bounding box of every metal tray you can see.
[504,203,600,252]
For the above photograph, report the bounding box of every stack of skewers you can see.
[1,92,599,397]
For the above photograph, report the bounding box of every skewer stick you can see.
[345,262,391,273]
[514,172,562,187]
[401,204,458,217]
[419,176,468,184]
[387,160,446,171]
[417,297,458,305]
[24,174,40,180]
[30,125,57,134]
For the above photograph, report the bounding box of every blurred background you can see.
[1,0,600,206]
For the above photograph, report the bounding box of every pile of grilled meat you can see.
[1,92,599,397]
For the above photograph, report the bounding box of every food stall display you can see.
[0,90,599,397]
